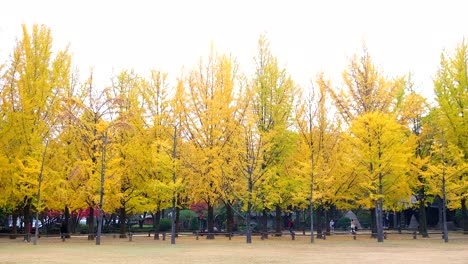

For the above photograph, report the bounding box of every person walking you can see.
[287,219,295,235]
[329,219,335,233]
[350,219,356,234]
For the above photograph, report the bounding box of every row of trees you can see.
[0,25,466,244]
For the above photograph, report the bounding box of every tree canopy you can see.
[1,25,467,243]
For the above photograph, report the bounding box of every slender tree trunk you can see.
[461,198,468,234]
[376,199,384,242]
[206,204,214,239]
[316,206,324,238]
[139,212,145,228]
[119,207,127,238]
[370,208,377,238]
[226,202,233,234]
[377,174,384,242]
[246,202,252,243]
[23,200,31,242]
[64,206,71,238]
[325,208,330,235]
[262,210,268,239]
[10,212,18,239]
[438,197,443,229]
[418,200,429,237]
[88,206,95,240]
[175,207,180,237]
[275,205,281,236]
[246,176,253,244]
[153,210,161,240]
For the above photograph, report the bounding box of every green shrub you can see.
[190,217,199,231]
[159,218,171,232]
[179,210,197,222]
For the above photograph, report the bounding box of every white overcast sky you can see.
[1,0,467,101]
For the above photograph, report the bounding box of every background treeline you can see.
[0,25,466,242]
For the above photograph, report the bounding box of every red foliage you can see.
[190,202,208,215]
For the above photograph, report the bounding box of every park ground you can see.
[0,232,467,264]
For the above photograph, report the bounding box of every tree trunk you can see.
[119,207,127,238]
[206,204,214,239]
[153,210,161,240]
[261,210,268,239]
[438,197,443,229]
[418,200,429,237]
[23,200,31,242]
[461,198,468,234]
[376,199,384,242]
[87,206,95,240]
[246,177,253,243]
[64,206,71,238]
[316,206,323,238]
[225,202,233,234]
[325,208,330,235]
[175,207,180,237]
[10,212,18,239]
[370,208,377,238]
[139,212,145,228]
[275,205,282,236]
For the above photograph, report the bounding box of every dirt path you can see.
[0,233,467,264]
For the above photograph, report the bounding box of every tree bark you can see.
[225,202,233,234]
[119,207,127,238]
[325,208,330,235]
[438,197,443,229]
[10,211,18,239]
[418,200,429,237]
[139,212,145,228]
[23,200,31,242]
[64,206,71,238]
[87,206,95,240]
[376,199,384,242]
[261,210,268,239]
[206,204,214,239]
[175,207,180,237]
[370,208,377,238]
[153,210,161,240]
[275,205,282,236]
[316,206,323,238]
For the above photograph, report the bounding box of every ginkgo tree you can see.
[433,40,468,233]
[326,46,410,240]
[100,70,151,240]
[176,47,241,239]
[139,70,179,239]
[0,24,70,238]
[59,73,119,240]
[249,35,297,239]
[294,75,342,242]
[344,112,415,242]
[399,91,431,236]
[42,70,80,235]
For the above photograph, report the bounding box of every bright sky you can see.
[1,0,467,101]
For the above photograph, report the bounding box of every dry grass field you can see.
[1,232,467,264]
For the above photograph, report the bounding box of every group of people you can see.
[329,218,357,234]
[286,218,357,234]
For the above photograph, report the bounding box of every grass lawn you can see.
[0,232,467,264]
